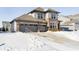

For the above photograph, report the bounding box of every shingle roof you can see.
[30,7,60,13]
[30,7,45,13]
[12,14,46,23]
[15,14,34,20]
[45,8,60,13]
[34,7,44,11]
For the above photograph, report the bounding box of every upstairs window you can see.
[51,16,56,20]
[51,13,58,20]
[37,13,44,19]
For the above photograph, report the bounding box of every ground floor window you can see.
[52,23,57,29]
[49,23,58,31]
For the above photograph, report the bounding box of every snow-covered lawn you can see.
[46,31,79,50]
[52,31,79,41]
[0,31,79,51]
[0,32,59,51]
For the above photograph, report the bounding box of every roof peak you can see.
[34,7,44,11]
[46,8,60,13]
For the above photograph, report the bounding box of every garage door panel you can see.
[19,24,47,32]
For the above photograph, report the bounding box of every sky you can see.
[0,7,79,27]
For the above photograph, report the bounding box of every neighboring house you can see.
[10,7,61,32]
[63,19,79,31]
[58,14,79,31]
[2,21,11,32]
[60,21,75,31]
[58,15,73,31]
[66,14,79,31]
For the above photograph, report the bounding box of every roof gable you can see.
[46,8,60,13]
[30,7,45,13]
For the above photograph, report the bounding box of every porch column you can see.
[47,18,51,31]
[14,21,17,32]
[58,21,61,31]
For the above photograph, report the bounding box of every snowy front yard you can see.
[0,31,79,51]
[52,31,79,41]
[0,32,59,51]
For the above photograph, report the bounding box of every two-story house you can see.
[10,7,61,32]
